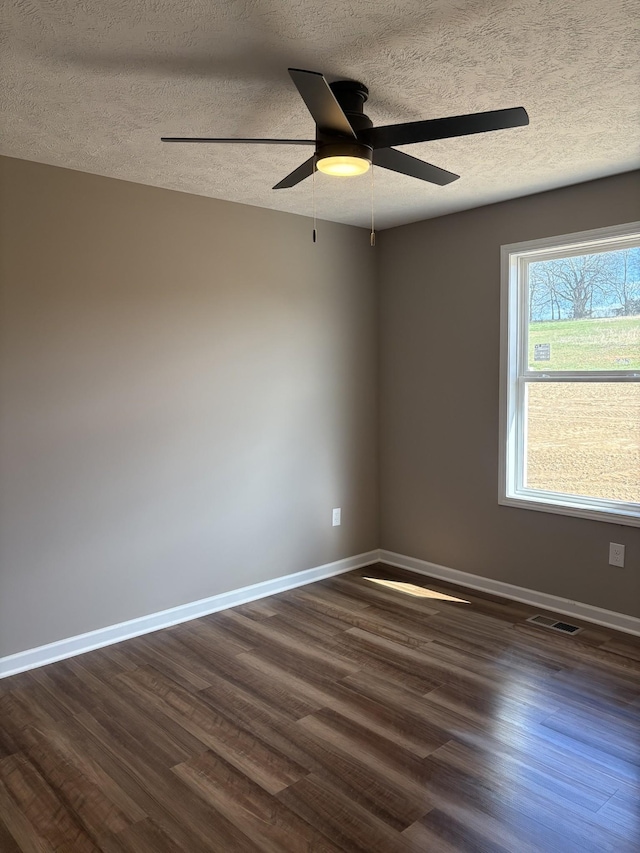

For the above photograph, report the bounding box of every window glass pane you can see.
[527,248,640,371]
[525,382,640,503]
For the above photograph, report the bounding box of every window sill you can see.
[499,493,640,527]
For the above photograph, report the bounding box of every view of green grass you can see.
[528,315,640,371]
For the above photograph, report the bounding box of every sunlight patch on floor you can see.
[364,578,469,603]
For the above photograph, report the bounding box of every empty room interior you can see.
[1,1,639,851]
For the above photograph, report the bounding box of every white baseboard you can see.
[0,550,379,679]
[5,547,638,679]
[380,550,640,637]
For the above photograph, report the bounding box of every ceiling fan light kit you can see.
[162,67,529,191]
[316,155,370,176]
[316,144,372,177]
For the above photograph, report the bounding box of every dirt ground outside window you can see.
[526,383,640,503]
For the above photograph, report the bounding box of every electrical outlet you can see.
[609,542,625,567]
[332,508,341,526]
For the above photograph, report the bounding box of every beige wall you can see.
[379,171,640,619]
[0,156,378,657]
[2,157,638,661]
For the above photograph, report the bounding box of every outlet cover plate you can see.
[332,508,341,526]
[609,542,625,567]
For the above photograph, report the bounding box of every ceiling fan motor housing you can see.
[316,80,373,164]
[316,140,373,164]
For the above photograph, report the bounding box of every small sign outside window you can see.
[534,343,551,361]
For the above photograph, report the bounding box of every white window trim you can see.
[499,221,640,527]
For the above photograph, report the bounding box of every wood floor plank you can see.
[324,634,444,695]
[214,610,361,681]
[425,740,637,852]
[510,623,640,673]
[430,737,617,814]
[196,683,327,776]
[7,724,131,840]
[422,680,561,734]
[114,818,185,853]
[404,807,517,853]
[174,613,257,656]
[114,665,309,794]
[120,633,218,692]
[1,565,639,851]
[600,635,640,662]
[0,714,20,761]
[538,712,640,778]
[71,710,257,853]
[361,604,517,665]
[0,688,148,827]
[0,773,56,853]
[231,598,279,620]
[286,582,373,613]
[281,730,429,831]
[404,757,586,853]
[542,701,640,750]
[421,635,560,687]
[295,711,437,809]
[465,714,640,799]
[257,596,351,641]
[274,591,363,634]
[173,750,343,852]
[73,671,201,771]
[0,753,102,852]
[178,630,323,719]
[277,772,412,853]
[546,661,640,708]
[271,591,431,649]
[337,626,495,690]
[0,816,24,853]
[97,669,211,761]
[596,790,640,836]
[324,574,442,620]
[340,667,476,735]
[311,692,449,759]
[198,676,432,831]
[402,814,482,853]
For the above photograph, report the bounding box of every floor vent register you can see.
[526,614,583,635]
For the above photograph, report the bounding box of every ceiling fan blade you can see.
[288,68,356,138]
[273,156,316,189]
[161,137,315,145]
[374,148,459,185]
[362,107,529,149]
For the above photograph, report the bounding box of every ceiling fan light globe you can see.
[316,155,371,177]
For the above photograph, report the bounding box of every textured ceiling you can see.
[2,0,639,228]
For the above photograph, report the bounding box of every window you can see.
[500,222,640,526]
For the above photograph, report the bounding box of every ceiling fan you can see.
[161,68,529,190]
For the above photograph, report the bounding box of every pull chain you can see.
[370,164,376,247]
[312,156,317,243]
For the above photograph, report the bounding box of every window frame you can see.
[499,221,640,527]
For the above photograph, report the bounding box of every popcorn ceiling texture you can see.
[2,0,639,228]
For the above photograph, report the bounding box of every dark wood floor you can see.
[1,565,640,852]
